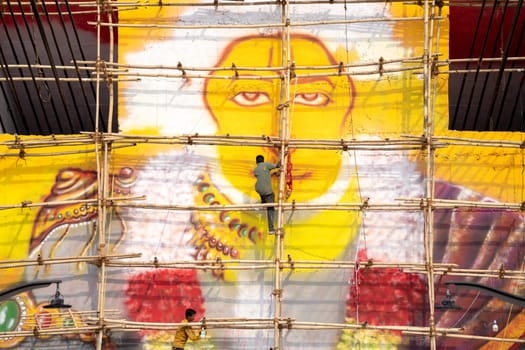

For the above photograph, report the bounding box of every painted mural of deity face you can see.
[203,33,355,204]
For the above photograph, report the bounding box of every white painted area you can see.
[120,1,400,135]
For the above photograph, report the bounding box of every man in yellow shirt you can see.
[172,308,202,350]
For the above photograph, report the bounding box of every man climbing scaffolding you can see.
[254,154,280,234]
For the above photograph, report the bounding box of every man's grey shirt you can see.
[254,162,277,196]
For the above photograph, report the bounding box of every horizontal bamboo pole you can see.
[96,317,464,335]
[2,64,94,71]
[4,132,520,151]
[0,195,145,211]
[431,136,525,148]
[99,133,431,150]
[442,68,525,74]
[0,253,141,269]
[4,132,424,150]
[8,0,414,7]
[102,261,525,280]
[436,0,524,6]
[1,134,94,147]
[403,330,525,344]
[104,64,423,80]
[90,16,437,30]
[1,193,510,214]
[399,197,525,210]
[435,332,525,344]
[5,251,519,281]
[6,55,522,77]
[103,260,450,270]
[111,199,525,212]
[445,56,525,64]
[411,266,525,276]
[0,143,136,157]
[0,77,139,82]
[431,271,525,280]
[77,55,424,72]
[5,64,524,80]
[20,0,520,9]
[0,326,101,338]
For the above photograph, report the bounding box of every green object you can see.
[0,300,19,332]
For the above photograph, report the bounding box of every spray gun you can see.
[200,317,207,339]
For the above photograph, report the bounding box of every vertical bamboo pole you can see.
[273,1,292,349]
[423,0,438,348]
[94,0,112,348]
[93,1,104,349]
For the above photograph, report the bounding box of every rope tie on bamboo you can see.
[215,257,224,273]
[231,63,239,79]
[498,264,505,279]
[360,197,369,210]
[276,101,289,110]
[340,139,348,151]
[431,56,439,77]
[378,57,384,76]
[289,62,296,79]
[287,254,294,270]
[286,318,292,329]
[177,62,186,80]
[338,62,344,75]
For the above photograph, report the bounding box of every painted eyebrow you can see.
[227,76,335,88]
[295,77,335,88]
[231,75,274,84]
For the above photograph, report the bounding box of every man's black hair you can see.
[185,308,197,318]
[256,155,264,163]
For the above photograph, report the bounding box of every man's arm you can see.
[185,326,200,341]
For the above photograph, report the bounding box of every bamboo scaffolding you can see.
[2,0,523,348]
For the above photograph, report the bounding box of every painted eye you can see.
[231,91,271,106]
[294,92,330,106]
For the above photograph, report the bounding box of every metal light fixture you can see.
[43,281,71,309]
[491,320,499,332]
[445,281,525,307]
[0,279,62,300]
[435,288,461,310]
